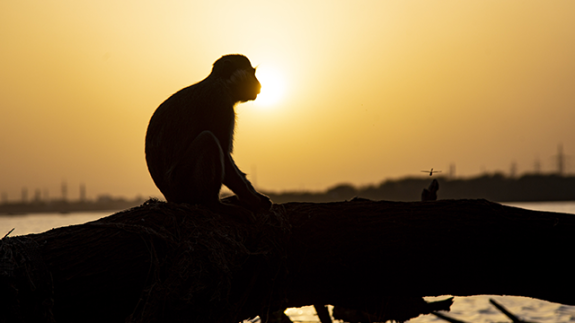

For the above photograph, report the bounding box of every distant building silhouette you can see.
[80,183,86,202]
[61,181,68,201]
[533,157,541,174]
[449,164,456,178]
[554,144,567,175]
[34,189,42,203]
[509,161,517,178]
[21,187,28,203]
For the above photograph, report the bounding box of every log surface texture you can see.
[1,198,573,323]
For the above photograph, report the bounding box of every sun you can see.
[254,65,285,107]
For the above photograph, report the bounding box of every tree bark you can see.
[1,198,574,323]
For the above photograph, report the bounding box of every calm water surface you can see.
[1,202,574,323]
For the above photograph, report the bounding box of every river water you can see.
[1,201,574,323]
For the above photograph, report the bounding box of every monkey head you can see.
[212,54,261,103]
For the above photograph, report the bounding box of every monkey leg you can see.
[222,155,272,211]
[163,131,225,205]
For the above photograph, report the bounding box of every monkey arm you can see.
[222,153,272,210]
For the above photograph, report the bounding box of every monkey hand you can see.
[256,192,273,210]
[239,191,273,212]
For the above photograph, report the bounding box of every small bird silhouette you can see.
[421,179,439,201]
[421,168,441,176]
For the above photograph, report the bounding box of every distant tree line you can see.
[264,174,575,203]
[0,195,146,215]
[3,174,574,215]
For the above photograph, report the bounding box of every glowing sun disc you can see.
[254,66,285,107]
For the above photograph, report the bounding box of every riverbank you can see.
[2,174,574,215]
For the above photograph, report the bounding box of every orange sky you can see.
[1,0,575,201]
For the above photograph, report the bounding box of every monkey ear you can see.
[218,58,236,79]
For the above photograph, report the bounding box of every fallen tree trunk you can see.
[1,198,574,323]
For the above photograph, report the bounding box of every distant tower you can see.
[79,183,86,202]
[509,161,517,178]
[449,163,456,178]
[533,157,541,174]
[21,187,28,203]
[61,181,68,201]
[34,189,42,202]
[554,144,566,176]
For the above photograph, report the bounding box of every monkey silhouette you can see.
[145,54,272,212]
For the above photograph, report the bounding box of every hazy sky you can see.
[1,0,574,201]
